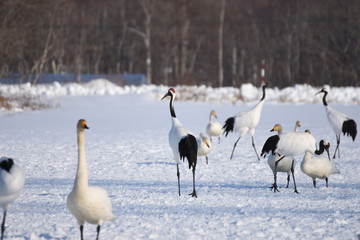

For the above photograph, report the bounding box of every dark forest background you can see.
[0,0,359,87]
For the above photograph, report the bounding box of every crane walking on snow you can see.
[162,88,198,197]
[223,83,267,161]
[316,88,357,158]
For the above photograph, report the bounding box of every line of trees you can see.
[0,0,359,87]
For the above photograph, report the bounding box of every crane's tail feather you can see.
[342,119,357,141]
[223,117,235,137]
[260,135,279,158]
[179,134,198,169]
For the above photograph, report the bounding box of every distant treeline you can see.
[0,0,359,87]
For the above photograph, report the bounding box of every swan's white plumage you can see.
[301,150,340,187]
[197,133,211,164]
[67,119,115,236]
[275,132,317,157]
[206,110,222,142]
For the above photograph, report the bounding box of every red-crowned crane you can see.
[223,83,267,160]
[161,88,198,198]
[301,141,340,188]
[316,88,357,158]
[261,129,330,193]
[0,157,25,240]
[67,119,115,240]
[261,121,301,192]
[206,110,223,144]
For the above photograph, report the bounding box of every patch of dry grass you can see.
[0,93,56,114]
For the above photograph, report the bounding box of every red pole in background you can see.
[260,60,265,83]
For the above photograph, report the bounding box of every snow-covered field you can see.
[0,80,359,239]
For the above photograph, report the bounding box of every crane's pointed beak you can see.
[161,92,170,100]
[325,145,330,161]
[315,90,322,96]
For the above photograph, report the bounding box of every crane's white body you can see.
[67,120,115,236]
[0,157,25,239]
[234,100,265,137]
[0,161,24,210]
[301,152,340,187]
[268,154,294,176]
[325,105,349,136]
[169,117,193,164]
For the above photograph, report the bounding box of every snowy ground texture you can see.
[0,80,359,240]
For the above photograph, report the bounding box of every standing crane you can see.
[316,88,357,158]
[223,83,267,160]
[162,88,198,198]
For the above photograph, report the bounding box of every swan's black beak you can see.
[84,124,89,129]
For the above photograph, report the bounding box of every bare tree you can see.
[218,0,226,87]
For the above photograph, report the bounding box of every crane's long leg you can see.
[286,174,290,188]
[251,136,261,161]
[177,164,181,196]
[189,165,197,198]
[1,210,6,240]
[325,177,329,188]
[230,136,241,159]
[333,135,340,159]
[80,225,84,240]
[270,156,284,192]
[291,159,299,194]
[96,225,101,240]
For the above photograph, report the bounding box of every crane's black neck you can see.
[314,140,325,155]
[169,94,176,118]
[260,84,267,101]
[322,91,328,106]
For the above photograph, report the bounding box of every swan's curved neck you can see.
[169,94,176,118]
[322,92,328,106]
[75,129,88,190]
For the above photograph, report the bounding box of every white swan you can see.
[206,110,223,144]
[0,157,25,240]
[67,119,115,240]
[301,141,340,188]
[197,133,212,164]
